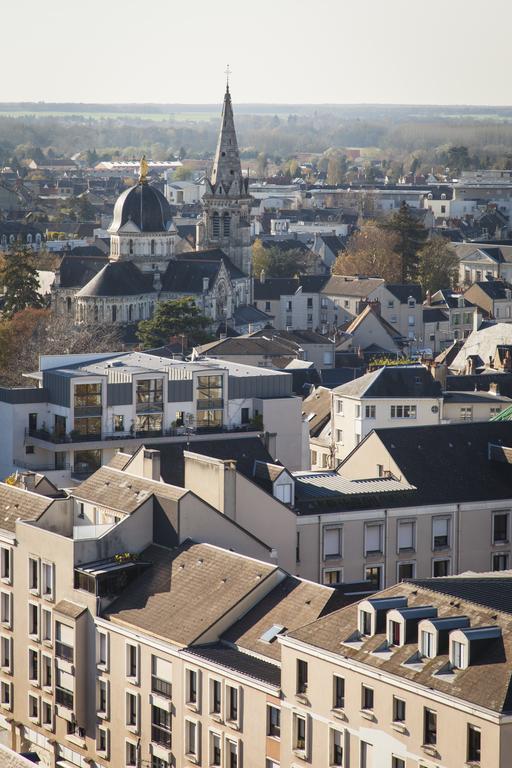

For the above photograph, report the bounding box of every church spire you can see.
[210,76,244,193]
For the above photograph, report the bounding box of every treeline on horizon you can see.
[3,107,512,169]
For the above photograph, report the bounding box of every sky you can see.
[4,0,512,105]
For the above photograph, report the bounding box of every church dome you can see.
[109,182,172,233]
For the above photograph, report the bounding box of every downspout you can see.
[318,514,322,583]
[455,503,461,574]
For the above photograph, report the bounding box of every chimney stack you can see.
[142,449,161,482]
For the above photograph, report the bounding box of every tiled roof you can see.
[288,578,512,713]
[321,275,384,297]
[54,599,87,620]
[0,483,53,533]
[105,542,278,646]
[184,643,281,686]
[301,386,332,437]
[72,466,187,513]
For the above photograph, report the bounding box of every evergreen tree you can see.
[137,298,210,349]
[252,240,311,278]
[381,202,428,282]
[0,247,43,318]
[417,237,459,296]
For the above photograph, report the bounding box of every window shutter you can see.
[324,528,340,557]
[433,518,448,537]
[366,525,381,552]
[153,657,172,682]
[398,522,413,549]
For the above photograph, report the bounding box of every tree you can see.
[326,153,348,185]
[332,223,402,282]
[381,202,428,283]
[137,298,210,349]
[256,152,268,178]
[0,247,43,318]
[252,240,311,278]
[174,165,192,181]
[417,237,459,296]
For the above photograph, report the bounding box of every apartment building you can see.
[465,280,512,322]
[0,350,305,482]
[279,573,512,768]
[331,365,443,461]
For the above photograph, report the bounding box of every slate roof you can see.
[385,283,423,303]
[317,234,345,255]
[364,421,512,506]
[109,182,172,233]
[473,280,512,300]
[423,307,449,323]
[145,437,274,487]
[164,251,245,293]
[451,323,512,371]
[72,465,187,514]
[253,275,328,300]
[105,542,277,646]
[57,253,108,288]
[320,275,384,298]
[222,575,340,661]
[195,336,295,357]
[232,304,273,325]
[332,365,442,399]
[250,328,331,346]
[443,390,511,404]
[287,578,512,713]
[76,260,154,297]
[185,643,280,686]
[0,483,54,533]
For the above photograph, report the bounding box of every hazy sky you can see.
[5,0,512,105]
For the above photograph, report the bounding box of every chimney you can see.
[489,381,501,396]
[426,290,431,306]
[142,449,161,481]
[20,472,36,492]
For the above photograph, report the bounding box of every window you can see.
[151,655,172,699]
[323,527,342,559]
[28,648,39,684]
[28,694,39,721]
[42,700,52,728]
[126,643,138,680]
[0,548,11,582]
[185,719,198,757]
[294,713,306,752]
[1,592,11,626]
[211,679,222,715]
[390,405,417,419]
[359,609,372,636]
[336,399,343,414]
[1,637,11,671]
[433,517,450,549]
[452,640,466,669]
[331,729,343,766]
[227,739,238,768]
[29,557,39,592]
[397,520,415,551]
[0,681,10,708]
[42,654,52,688]
[493,512,509,544]
[114,414,124,432]
[126,692,138,727]
[42,562,54,599]
[55,622,73,662]
[467,724,481,763]
[389,619,401,646]
[267,705,280,737]
[151,758,169,768]
[460,406,473,421]
[364,565,383,590]
[421,630,435,658]
[29,603,39,638]
[97,631,108,668]
[423,708,437,745]
[336,428,343,444]
[392,758,405,768]
[333,676,345,709]
[186,668,198,706]
[151,704,171,748]
[355,404,361,418]
[297,659,308,694]
[323,569,342,586]
[210,732,221,766]
[97,726,108,755]
[365,405,376,418]
[275,483,292,504]
[42,609,52,643]
[493,552,509,571]
[126,742,137,766]
[433,558,450,577]
[393,696,406,723]
[397,562,415,581]
[361,685,374,711]
[360,742,371,768]
[227,686,238,723]
[311,450,318,466]
[98,679,108,716]
[365,523,383,554]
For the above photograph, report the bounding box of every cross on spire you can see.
[225,64,231,90]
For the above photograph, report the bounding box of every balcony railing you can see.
[152,676,172,699]
[196,398,224,411]
[136,401,164,414]
[27,422,260,445]
[73,405,103,418]
[55,641,74,663]
[55,686,74,710]
[151,724,171,749]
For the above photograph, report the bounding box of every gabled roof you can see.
[346,304,404,341]
[253,275,328,300]
[105,541,277,646]
[320,275,384,298]
[472,280,512,300]
[57,252,108,288]
[194,336,296,357]
[333,365,442,399]
[0,482,54,533]
[384,283,423,303]
[423,307,450,323]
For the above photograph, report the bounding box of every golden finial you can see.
[139,154,149,183]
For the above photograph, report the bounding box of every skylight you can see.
[259,624,286,643]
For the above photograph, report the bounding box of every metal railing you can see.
[55,686,74,709]
[151,676,172,699]
[151,724,171,749]
[55,641,74,663]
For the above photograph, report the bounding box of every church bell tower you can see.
[196,78,252,275]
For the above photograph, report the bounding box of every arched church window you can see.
[212,212,220,238]
[26,234,32,244]
[112,306,117,322]
[223,213,231,237]
[129,239,134,255]
[67,297,72,314]
[94,305,99,322]
[129,305,133,321]
[151,239,155,255]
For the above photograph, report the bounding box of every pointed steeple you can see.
[210,83,244,194]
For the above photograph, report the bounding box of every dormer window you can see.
[451,640,466,669]
[420,630,435,658]
[359,609,372,637]
[388,619,402,647]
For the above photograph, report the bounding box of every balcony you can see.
[152,676,172,699]
[151,724,172,749]
[27,428,101,445]
[56,641,74,663]
[73,405,102,418]
[196,398,224,411]
[55,686,74,709]
[136,401,164,414]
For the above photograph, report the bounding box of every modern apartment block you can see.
[0,350,306,482]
